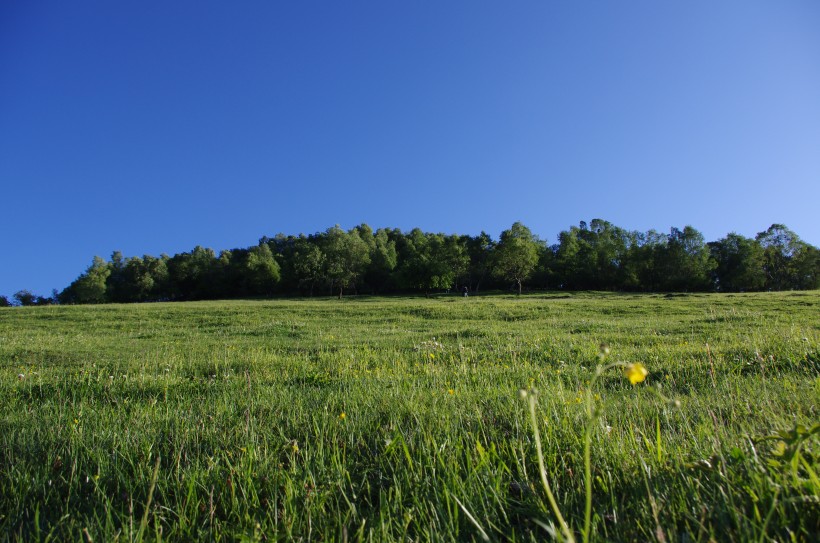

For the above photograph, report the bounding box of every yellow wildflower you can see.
[624,363,648,385]
[338,412,346,420]
[448,389,454,395]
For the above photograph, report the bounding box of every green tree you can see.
[13,290,52,306]
[709,233,765,292]
[621,230,666,291]
[792,245,820,290]
[121,256,154,302]
[492,222,541,295]
[398,230,467,295]
[554,229,582,289]
[756,224,819,290]
[13,290,37,306]
[291,237,326,296]
[323,226,371,298]
[364,228,398,293]
[167,246,219,300]
[657,226,714,291]
[244,242,281,296]
[105,251,127,302]
[59,256,111,304]
[553,220,634,290]
[463,232,495,293]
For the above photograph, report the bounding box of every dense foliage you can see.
[38,221,820,304]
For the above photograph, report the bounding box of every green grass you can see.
[1,292,818,541]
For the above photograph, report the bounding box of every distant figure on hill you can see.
[462,286,469,297]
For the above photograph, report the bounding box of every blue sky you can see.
[2,1,819,296]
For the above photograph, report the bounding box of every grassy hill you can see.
[1,292,818,541]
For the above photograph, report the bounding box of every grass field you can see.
[1,292,818,542]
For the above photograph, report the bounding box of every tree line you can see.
[3,220,818,306]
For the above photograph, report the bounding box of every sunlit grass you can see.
[0,291,818,541]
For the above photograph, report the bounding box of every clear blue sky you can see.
[2,1,819,297]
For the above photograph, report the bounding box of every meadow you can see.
[0,292,818,542]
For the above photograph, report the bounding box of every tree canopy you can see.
[9,220,812,306]
[492,222,542,294]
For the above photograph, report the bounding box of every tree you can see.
[709,233,765,292]
[59,256,111,304]
[167,246,219,300]
[244,243,281,296]
[463,232,495,293]
[323,226,371,298]
[14,290,52,306]
[51,221,820,302]
[0,295,11,307]
[396,228,430,292]
[555,220,633,290]
[364,228,398,293]
[554,229,582,289]
[791,244,820,290]
[492,222,541,295]
[622,230,666,291]
[397,230,468,295]
[105,251,127,302]
[121,256,155,302]
[291,237,326,296]
[756,224,819,290]
[657,226,714,291]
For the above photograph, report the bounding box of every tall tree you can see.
[554,229,582,289]
[791,245,820,290]
[492,222,541,295]
[244,243,281,296]
[323,226,371,298]
[291,236,326,296]
[709,233,765,292]
[397,230,467,295]
[658,226,714,291]
[756,224,819,290]
[59,256,111,304]
[364,228,398,293]
[463,232,495,293]
[167,246,219,300]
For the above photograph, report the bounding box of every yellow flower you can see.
[448,389,454,395]
[338,412,346,420]
[429,353,435,360]
[624,363,648,385]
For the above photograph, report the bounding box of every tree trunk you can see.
[338,286,344,299]
[517,279,522,295]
